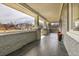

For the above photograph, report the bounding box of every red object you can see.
[58,32,62,41]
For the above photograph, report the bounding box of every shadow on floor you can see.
[7,40,40,56]
[7,33,68,56]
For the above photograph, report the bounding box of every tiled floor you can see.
[7,33,68,56]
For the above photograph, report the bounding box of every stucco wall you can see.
[0,31,38,56]
[60,4,79,56]
[60,4,68,34]
[60,4,69,55]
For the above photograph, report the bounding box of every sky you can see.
[0,4,35,24]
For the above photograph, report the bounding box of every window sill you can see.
[67,30,79,42]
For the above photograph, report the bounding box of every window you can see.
[0,4,35,32]
[71,4,79,31]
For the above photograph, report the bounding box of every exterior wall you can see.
[0,31,38,56]
[61,3,79,56]
[60,4,68,34]
[60,4,69,55]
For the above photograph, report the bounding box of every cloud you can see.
[0,4,35,24]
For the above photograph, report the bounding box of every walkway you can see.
[7,33,68,56]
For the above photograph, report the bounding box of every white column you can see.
[69,3,72,30]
